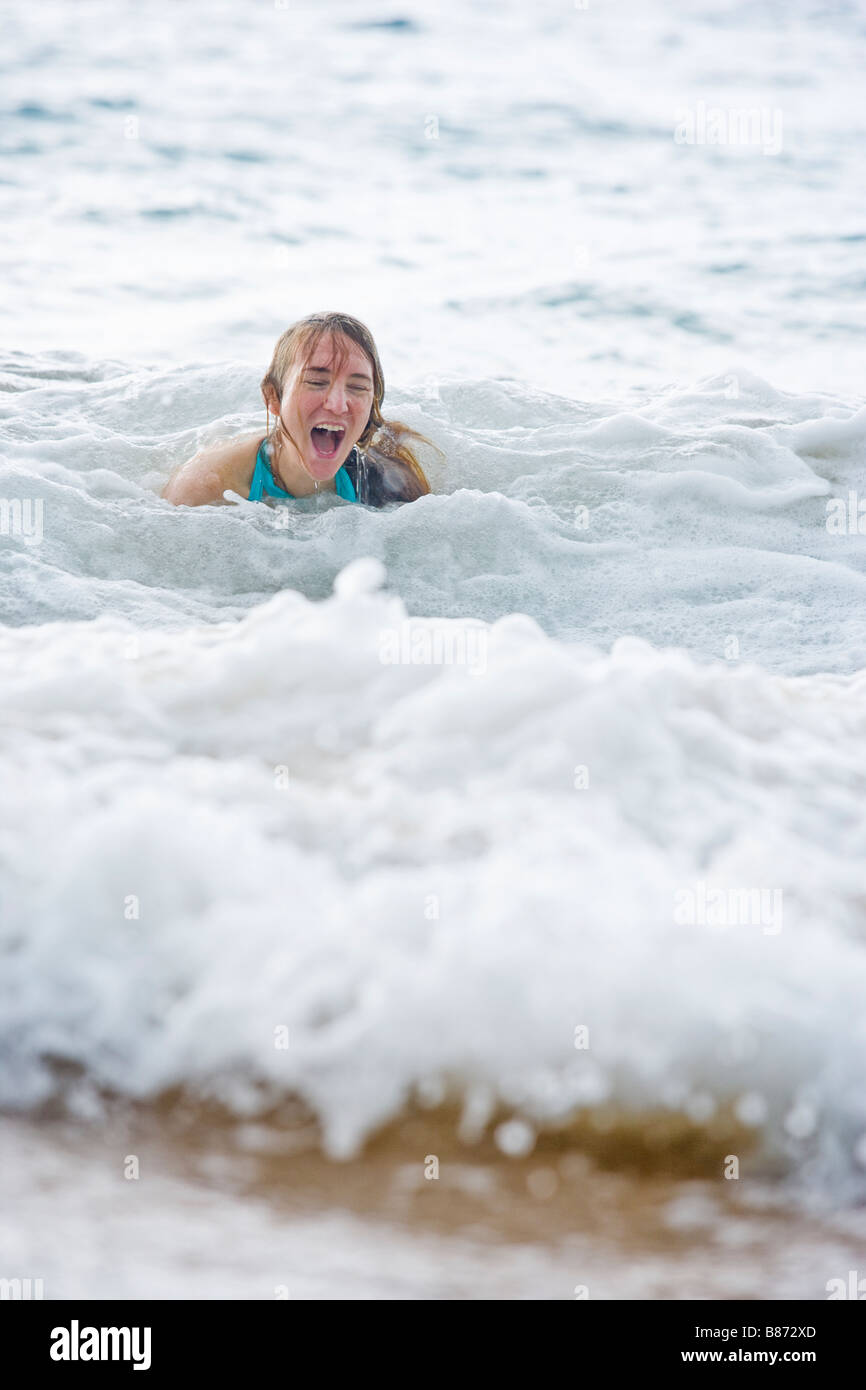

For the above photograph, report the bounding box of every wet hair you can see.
[260,311,437,502]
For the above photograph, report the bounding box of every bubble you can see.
[734,1091,767,1127]
[784,1102,817,1139]
[415,1076,446,1108]
[494,1119,536,1157]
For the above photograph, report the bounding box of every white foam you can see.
[2,567,866,1195]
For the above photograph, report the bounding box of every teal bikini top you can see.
[248,439,358,503]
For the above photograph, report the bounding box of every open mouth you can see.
[310,424,346,459]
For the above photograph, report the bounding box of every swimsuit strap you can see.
[249,439,358,503]
[248,439,286,500]
[336,450,358,502]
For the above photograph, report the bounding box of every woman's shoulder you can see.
[194,431,262,478]
[162,432,261,505]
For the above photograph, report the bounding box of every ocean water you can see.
[2,0,866,1298]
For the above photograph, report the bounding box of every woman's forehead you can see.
[297,333,373,378]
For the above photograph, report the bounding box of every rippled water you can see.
[3,0,865,394]
[2,0,866,1299]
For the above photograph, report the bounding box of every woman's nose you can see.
[324,383,349,413]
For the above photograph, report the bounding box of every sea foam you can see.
[2,548,866,1194]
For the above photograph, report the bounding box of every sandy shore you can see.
[2,1107,864,1300]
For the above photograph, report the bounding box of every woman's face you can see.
[277,333,375,483]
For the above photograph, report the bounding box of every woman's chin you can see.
[306,446,352,480]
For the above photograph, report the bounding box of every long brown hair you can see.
[260,312,435,497]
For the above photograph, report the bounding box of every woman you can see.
[162,312,434,508]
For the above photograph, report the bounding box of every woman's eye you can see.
[302,377,370,394]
